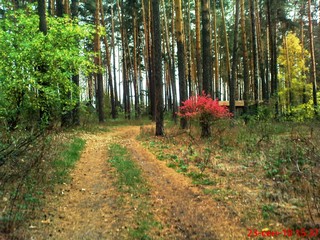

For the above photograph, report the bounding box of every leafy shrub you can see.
[0,8,95,129]
[178,92,232,137]
[0,132,85,235]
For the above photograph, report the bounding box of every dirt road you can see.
[31,126,247,239]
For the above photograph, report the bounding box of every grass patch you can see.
[186,172,216,185]
[108,144,146,194]
[203,188,237,202]
[52,137,86,184]
[0,134,86,237]
[108,144,159,239]
[138,119,320,230]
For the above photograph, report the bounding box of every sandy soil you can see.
[30,126,247,239]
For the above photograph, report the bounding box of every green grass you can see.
[108,144,146,194]
[0,135,86,235]
[52,137,86,184]
[108,144,159,239]
[186,172,217,185]
[262,204,276,220]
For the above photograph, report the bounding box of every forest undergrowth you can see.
[0,129,85,239]
[1,117,319,239]
[138,119,320,233]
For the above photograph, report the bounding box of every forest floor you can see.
[11,121,319,240]
[27,125,248,240]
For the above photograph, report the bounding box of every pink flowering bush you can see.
[178,92,232,137]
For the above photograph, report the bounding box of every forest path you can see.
[32,126,246,239]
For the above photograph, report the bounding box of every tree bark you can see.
[268,0,279,116]
[221,0,231,100]
[300,7,307,104]
[255,0,267,102]
[213,0,219,99]
[111,6,118,107]
[141,0,149,114]
[133,3,140,118]
[38,0,47,34]
[201,0,211,94]
[171,0,177,122]
[117,0,130,119]
[250,0,259,109]
[37,0,48,123]
[241,0,249,114]
[152,0,164,136]
[195,0,202,94]
[99,0,116,119]
[175,0,187,129]
[186,0,192,97]
[150,1,156,120]
[162,0,177,122]
[230,0,240,114]
[308,0,318,115]
[56,0,64,17]
[48,0,55,15]
[71,0,80,126]
[94,0,104,122]
[71,0,78,18]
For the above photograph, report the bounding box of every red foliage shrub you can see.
[178,92,232,137]
[178,92,232,120]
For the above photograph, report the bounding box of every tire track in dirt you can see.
[118,127,247,240]
[31,129,133,239]
[31,126,247,239]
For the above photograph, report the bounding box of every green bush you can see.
[0,8,95,129]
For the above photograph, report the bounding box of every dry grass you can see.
[138,119,320,233]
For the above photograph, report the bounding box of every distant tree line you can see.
[0,0,320,134]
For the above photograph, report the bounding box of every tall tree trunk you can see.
[186,0,192,97]
[38,0,47,34]
[162,0,177,122]
[283,34,292,111]
[99,0,116,119]
[150,0,156,120]
[88,74,93,105]
[265,22,270,103]
[64,0,70,15]
[220,0,231,100]
[37,0,48,123]
[171,0,177,122]
[141,0,149,114]
[256,0,267,102]
[267,0,278,117]
[118,0,130,119]
[308,0,318,115]
[301,7,307,104]
[94,0,104,122]
[138,45,144,110]
[195,0,202,94]
[111,6,118,107]
[61,0,79,127]
[71,0,78,18]
[175,0,187,129]
[213,0,219,99]
[133,3,140,118]
[152,0,163,136]
[241,0,249,114]
[230,0,240,114]
[71,0,80,126]
[48,0,55,15]
[250,0,259,109]
[56,0,63,16]
[201,0,211,94]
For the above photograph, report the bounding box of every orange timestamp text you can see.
[247,228,319,238]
